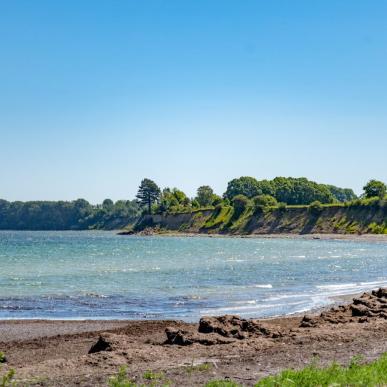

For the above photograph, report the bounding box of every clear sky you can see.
[1,1,386,203]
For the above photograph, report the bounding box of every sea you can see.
[0,230,386,321]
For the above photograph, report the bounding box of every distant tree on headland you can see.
[196,185,215,207]
[136,178,161,214]
[363,180,387,199]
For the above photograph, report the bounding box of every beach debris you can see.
[89,335,112,354]
[165,315,283,346]
[300,288,387,328]
[165,327,234,346]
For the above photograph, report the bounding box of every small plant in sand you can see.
[142,370,164,381]
[205,380,240,387]
[108,366,136,387]
[186,361,213,374]
[1,369,15,387]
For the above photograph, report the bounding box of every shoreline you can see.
[123,231,387,243]
[1,289,387,386]
[0,291,365,341]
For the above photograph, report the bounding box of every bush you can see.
[309,200,323,215]
[253,195,278,210]
[277,202,287,212]
[231,195,250,215]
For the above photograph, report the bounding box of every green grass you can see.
[108,367,136,387]
[0,369,15,387]
[203,206,233,229]
[186,362,213,374]
[255,354,387,387]
[368,222,387,234]
[142,370,164,381]
[205,381,240,387]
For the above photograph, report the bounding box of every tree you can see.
[225,177,263,199]
[136,178,161,214]
[102,198,114,211]
[363,180,387,199]
[196,185,214,207]
[326,185,357,202]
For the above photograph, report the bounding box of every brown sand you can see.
[1,290,387,386]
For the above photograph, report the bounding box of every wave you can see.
[251,284,273,288]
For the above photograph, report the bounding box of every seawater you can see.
[0,231,386,321]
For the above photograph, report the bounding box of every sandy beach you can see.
[1,289,387,386]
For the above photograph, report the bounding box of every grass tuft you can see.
[255,354,387,387]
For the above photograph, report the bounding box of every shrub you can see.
[231,195,250,216]
[277,202,287,212]
[309,200,323,215]
[253,195,278,211]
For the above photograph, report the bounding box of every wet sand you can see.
[1,290,387,386]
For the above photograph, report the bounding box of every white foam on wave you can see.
[316,280,387,298]
[201,303,285,314]
[251,284,273,288]
[316,283,358,290]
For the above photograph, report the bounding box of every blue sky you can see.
[1,1,386,203]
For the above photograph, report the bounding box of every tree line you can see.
[136,176,386,215]
[0,177,385,230]
[0,198,141,230]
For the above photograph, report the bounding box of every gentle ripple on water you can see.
[0,231,386,320]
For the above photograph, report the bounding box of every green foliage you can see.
[363,179,387,199]
[0,369,15,387]
[346,196,383,208]
[253,195,278,211]
[326,185,357,202]
[136,178,161,214]
[231,195,250,216]
[203,206,233,229]
[368,222,387,234]
[142,370,164,380]
[272,177,334,205]
[224,176,336,205]
[256,353,387,387]
[277,202,287,212]
[185,362,212,374]
[157,188,191,214]
[205,381,241,387]
[196,185,215,207]
[0,353,5,364]
[102,198,114,211]
[308,200,323,215]
[225,177,273,199]
[0,198,141,231]
[108,366,136,387]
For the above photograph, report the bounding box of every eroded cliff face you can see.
[134,205,387,235]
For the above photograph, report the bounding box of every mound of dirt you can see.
[300,288,387,328]
[165,315,283,346]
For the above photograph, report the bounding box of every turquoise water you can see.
[0,231,386,320]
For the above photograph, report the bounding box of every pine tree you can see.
[136,179,161,214]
